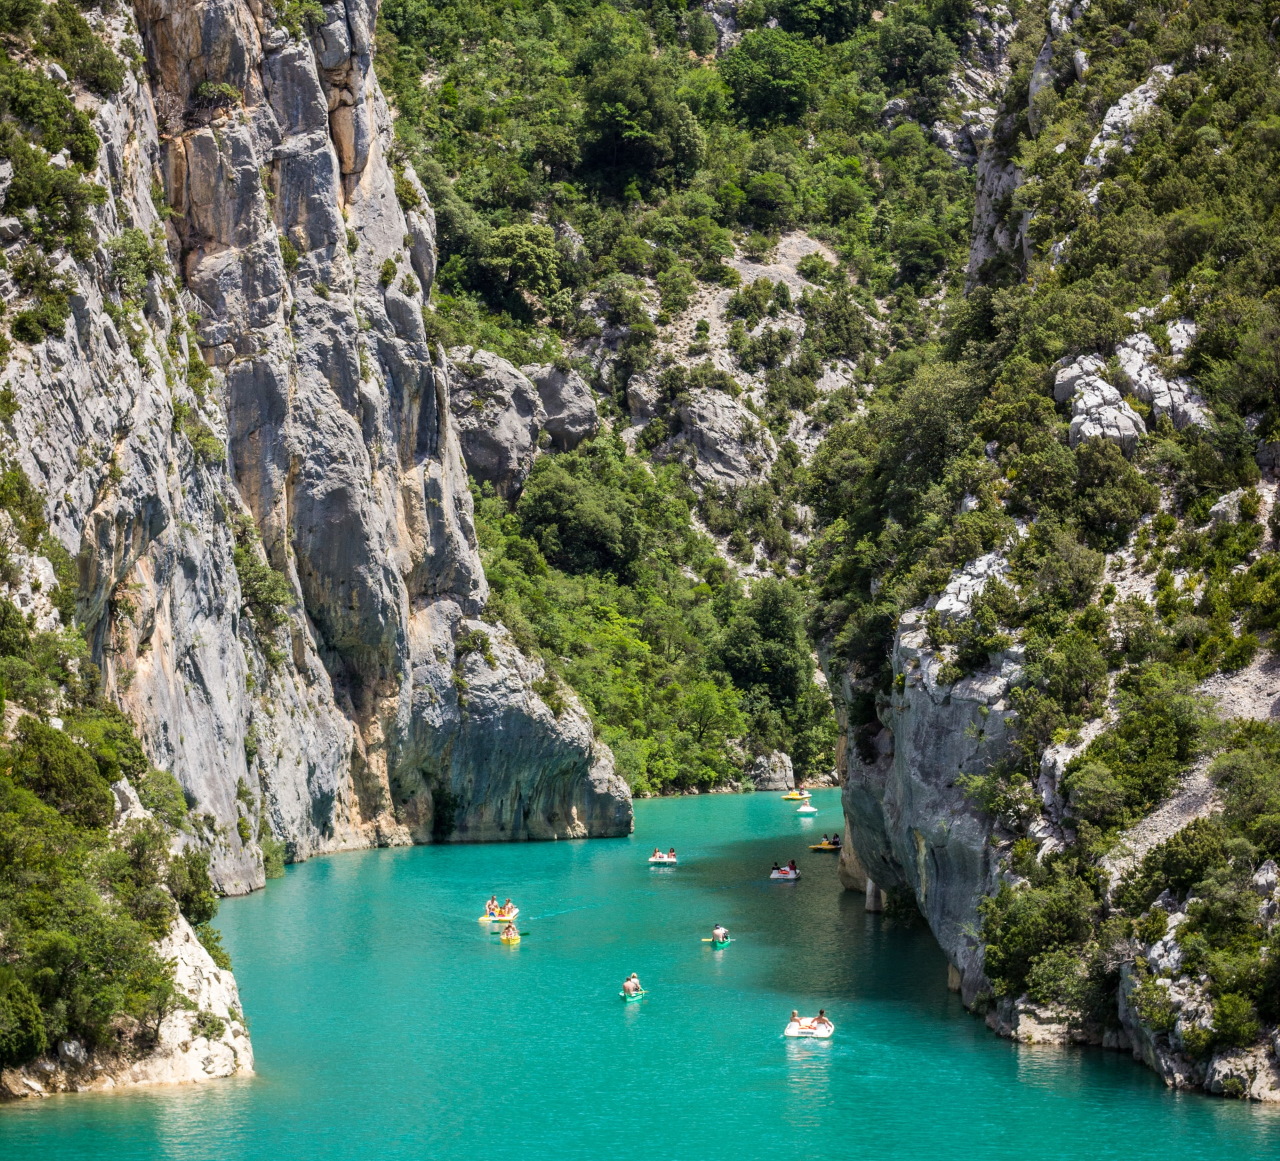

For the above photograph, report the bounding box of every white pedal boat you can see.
[649,855,678,865]
[770,869,801,880]
[784,1020,834,1039]
[796,804,818,814]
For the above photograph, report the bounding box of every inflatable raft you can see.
[770,869,801,880]
[784,1020,834,1039]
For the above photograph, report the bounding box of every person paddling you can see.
[502,921,518,940]
[712,923,729,943]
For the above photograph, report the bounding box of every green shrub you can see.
[261,837,287,878]
[9,716,114,829]
[194,923,233,971]
[192,1009,226,1040]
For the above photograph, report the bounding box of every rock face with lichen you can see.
[0,0,631,911]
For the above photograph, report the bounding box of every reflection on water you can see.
[782,1038,834,1129]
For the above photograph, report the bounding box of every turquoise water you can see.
[3,788,1278,1158]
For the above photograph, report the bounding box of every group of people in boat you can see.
[484,895,519,919]
[789,1009,833,1032]
[712,924,729,943]
[622,972,644,996]
[650,847,677,860]
[818,833,842,848]
[771,860,800,876]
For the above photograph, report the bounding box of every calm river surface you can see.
[3,788,1278,1159]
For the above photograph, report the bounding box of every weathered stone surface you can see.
[666,389,777,489]
[826,608,1021,1004]
[523,363,599,451]
[748,751,795,791]
[448,347,547,497]
[0,0,630,1030]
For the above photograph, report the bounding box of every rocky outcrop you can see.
[0,913,252,1100]
[667,389,777,489]
[828,607,1022,1003]
[0,0,630,913]
[448,347,547,497]
[523,363,599,452]
[748,750,794,791]
[1054,355,1145,454]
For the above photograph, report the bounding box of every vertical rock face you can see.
[827,610,1021,1002]
[2,0,630,895]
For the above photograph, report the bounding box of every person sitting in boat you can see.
[788,1009,811,1030]
[813,1009,832,1031]
[831,834,841,848]
[502,922,518,940]
[787,860,798,875]
[712,924,729,943]
[820,834,830,845]
[667,847,676,859]
[485,894,499,916]
[623,973,643,996]
[652,847,662,859]
[502,898,517,917]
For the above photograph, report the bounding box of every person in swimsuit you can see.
[814,1009,833,1031]
[667,848,676,859]
[712,924,729,943]
[787,860,798,875]
[486,895,499,916]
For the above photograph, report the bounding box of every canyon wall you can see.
[1,0,631,903]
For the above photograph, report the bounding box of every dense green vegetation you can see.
[476,434,834,792]
[377,0,973,371]
[785,0,1280,1046]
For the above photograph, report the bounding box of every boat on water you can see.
[711,938,731,949]
[620,990,647,1003]
[809,843,839,851]
[478,907,519,923]
[784,1019,834,1039]
[780,791,811,801]
[796,804,818,814]
[770,868,801,880]
[500,933,521,944]
[649,855,678,865]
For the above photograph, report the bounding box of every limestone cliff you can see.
[1,0,631,905]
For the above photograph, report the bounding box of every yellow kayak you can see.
[500,934,521,944]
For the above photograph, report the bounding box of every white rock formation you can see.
[1054,355,1146,453]
[0,914,252,1100]
[931,551,1009,622]
[1085,66,1175,169]
[748,751,795,791]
